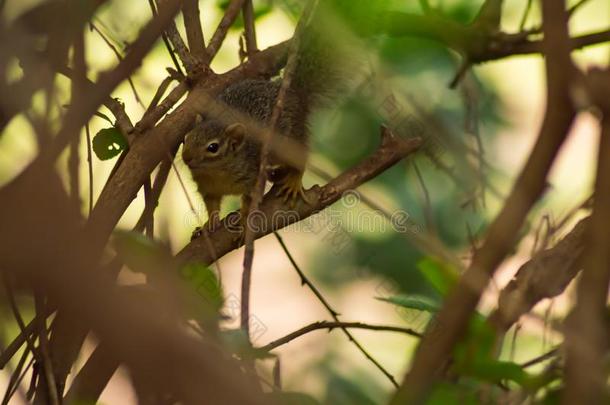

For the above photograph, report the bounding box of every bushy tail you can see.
[290,0,389,109]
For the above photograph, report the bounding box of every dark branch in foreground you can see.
[563,68,610,404]
[392,2,577,403]
[489,216,588,333]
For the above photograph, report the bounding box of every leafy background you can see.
[0,0,608,403]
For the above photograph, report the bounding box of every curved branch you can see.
[86,41,289,252]
[382,11,610,63]
[176,127,422,266]
[260,321,422,352]
[489,216,588,333]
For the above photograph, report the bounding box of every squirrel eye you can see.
[206,142,220,154]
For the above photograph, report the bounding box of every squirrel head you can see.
[182,115,247,171]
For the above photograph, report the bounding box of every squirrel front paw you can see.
[190,212,222,241]
[190,226,204,241]
[275,171,312,207]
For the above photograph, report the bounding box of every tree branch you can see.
[87,40,289,251]
[241,0,316,346]
[489,216,588,333]
[206,0,246,62]
[563,68,610,405]
[260,321,421,352]
[177,127,421,265]
[382,11,610,63]
[40,0,182,163]
[182,0,207,61]
[274,232,400,387]
[392,2,577,402]
[242,0,258,57]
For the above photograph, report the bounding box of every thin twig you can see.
[182,0,207,60]
[42,0,182,163]
[2,352,32,405]
[520,347,559,368]
[261,321,422,352]
[308,165,458,268]
[206,0,247,62]
[68,135,80,209]
[242,0,258,57]
[85,124,94,215]
[568,0,592,17]
[147,0,184,76]
[2,277,39,365]
[156,0,198,73]
[273,232,401,388]
[143,179,155,237]
[519,0,534,30]
[0,314,50,370]
[143,76,175,116]
[33,293,59,405]
[178,125,422,269]
[241,0,317,340]
[90,22,145,108]
[133,150,177,233]
[136,81,188,132]
[413,161,435,234]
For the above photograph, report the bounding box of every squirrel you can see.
[182,1,361,231]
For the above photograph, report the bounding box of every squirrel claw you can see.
[275,176,311,207]
[190,226,204,241]
[190,213,222,241]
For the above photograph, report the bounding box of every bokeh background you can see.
[0,0,608,403]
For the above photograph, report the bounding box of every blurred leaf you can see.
[427,381,479,405]
[92,127,128,160]
[376,294,440,313]
[179,263,223,310]
[417,257,459,296]
[323,372,377,405]
[217,0,273,29]
[113,231,170,274]
[266,391,321,405]
[453,316,534,386]
[539,388,562,405]
[219,329,273,360]
[472,360,530,385]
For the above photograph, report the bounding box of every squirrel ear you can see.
[225,123,246,151]
[194,114,204,126]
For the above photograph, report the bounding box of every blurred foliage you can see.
[2,0,604,403]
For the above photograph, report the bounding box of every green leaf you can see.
[217,0,272,29]
[266,391,321,405]
[92,127,128,160]
[179,263,223,310]
[453,318,534,387]
[254,4,273,20]
[376,294,440,313]
[427,382,479,405]
[219,329,273,360]
[460,358,532,386]
[539,388,562,405]
[113,231,170,274]
[417,257,459,296]
[323,372,377,405]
